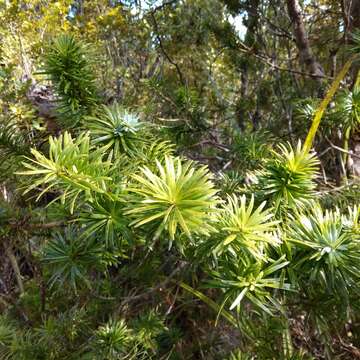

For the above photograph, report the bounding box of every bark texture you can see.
[348,0,360,176]
[236,0,260,130]
[286,0,324,79]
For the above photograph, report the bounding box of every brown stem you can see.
[286,0,325,81]
[149,12,185,85]
[5,245,24,294]
[118,261,187,308]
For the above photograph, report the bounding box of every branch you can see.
[149,0,178,13]
[5,245,24,294]
[286,0,325,80]
[324,137,360,159]
[119,261,187,307]
[226,8,331,80]
[237,47,333,79]
[0,295,10,308]
[189,139,230,152]
[316,181,356,195]
[149,12,185,85]
[8,220,64,230]
[27,221,64,229]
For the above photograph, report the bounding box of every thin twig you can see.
[8,220,64,230]
[316,181,356,195]
[324,137,360,160]
[149,12,185,85]
[149,0,178,13]
[189,139,230,152]
[119,261,187,307]
[5,245,24,294]
[238,47,333,79]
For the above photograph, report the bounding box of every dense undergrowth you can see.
[1,2,360,359]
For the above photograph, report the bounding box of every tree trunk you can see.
[235,0,260,130]
[350,0,360,30]
[347,0,360,177]
[286,0,324,80]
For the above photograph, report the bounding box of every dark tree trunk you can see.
[350,0,360,30]
[235,0,260,130]
[347,0,360,176]
[286,0,324,80]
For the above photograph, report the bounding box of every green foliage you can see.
[42,227,108,291]
[293,98,328,134]
[349,29,360,54]
[199,195,279,260]
[19,131,115,211]
[230,314,314,360]
[175,86,203,125]
[335,85,360,131]
[2,5,360,358]
[0,317,44,360]
[0,119,30,160]
[127,155,219,244]
[41,34,98,125]
[231,131,273,172]
[0,118,31,179]
[219,195,279,258]
[0,318,15,360]
[295,99,318,123]
[92,319,133,359]
[87,104,145,158]
[135,139,175,167]
[226,349,253,360]
[78,195,131,249]
[259,142,319,212]
[217,171,244,196]
[208,255,290,314]
[287,204,360,300]
[35,308,88,359]
[13,129,359,358]
[131,310,167,355]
